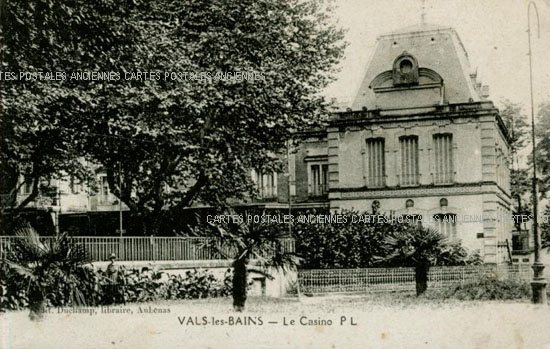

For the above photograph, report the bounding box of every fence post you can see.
[151,235,155,261]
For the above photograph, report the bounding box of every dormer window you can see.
[393,52,419,86]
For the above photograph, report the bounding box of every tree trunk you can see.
[140,215,161,237]
[232,257,248,312]
[415,263,429,296]
[28,288,45,321]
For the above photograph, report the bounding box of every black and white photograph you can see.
[1,0,550,348]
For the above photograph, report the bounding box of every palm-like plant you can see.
[2,224,89,320]
[197,210,300,311]
[377,226,451,296]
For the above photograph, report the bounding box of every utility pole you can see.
[287,140,292,236]
[118,161,123,239]
[527,1,546,305]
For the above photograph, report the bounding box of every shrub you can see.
[293,209,388,269]
[426,277,531,301]
[165,269,232,300]
[1,226,90,319]
[0,263,29,310]
[96,267,232,304]
[116,267,166,303]
[293,209,481,270]
[0,264,233,311]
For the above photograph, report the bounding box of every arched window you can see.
[405,214,423,228]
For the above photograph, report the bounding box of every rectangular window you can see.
[252,170,277,199]
[70,176,81,194]
[263,172,277,198]
[400,136,419,186]
[21,177,33,195]
[100,176,110,203]
[433,134,453,184]
[434,214,457,240]
[365,138,385,187]
[310,164,328,196]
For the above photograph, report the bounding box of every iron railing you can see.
[298,264,538,294]
[0,236,295,262]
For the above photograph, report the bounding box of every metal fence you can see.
[298,264,536,294]
[0,236,295,262]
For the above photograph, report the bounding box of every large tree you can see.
[72,0,346,235]
[534,101,550,197]
[500,100,530,164]
[2,0,345,235]
[541,203,550,248]
[0,0,148,226]
[499,100,532,231]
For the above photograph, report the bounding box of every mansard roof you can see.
[351,23,482,110]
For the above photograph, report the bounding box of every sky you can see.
[324,0,550,114]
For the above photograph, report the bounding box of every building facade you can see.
[291,24,513,264]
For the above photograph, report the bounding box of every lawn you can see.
[3,294,550,349]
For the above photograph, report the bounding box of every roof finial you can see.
[421,0,426,25]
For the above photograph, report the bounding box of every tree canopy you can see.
[534,101,550,197]
[0,0,146,218]
[1,0,346,234]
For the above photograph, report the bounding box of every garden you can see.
[2,213,550,349]
[2,210,549,323]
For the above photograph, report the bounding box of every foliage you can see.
[0,264,29,311]
[0,226,232,312]
[433,242,483,266]
[293,210,480,296]
[500,100,529,158]
[541,203,550,248]
[2,0,345,235]
[0,0,136,216]
[1,263,232,312]
[293,210,479,270]
[293,210,388,269]
[73,0,345,235]
[534,101,550,197]
[510,169,533,231]
[110,267,231,303]
[1,225,90,320]
[425,276,531,301]
[164,269,232,300]
[378,227,454,267]
[377,226,467,296]
[114,267,165,303]
[499,101,533,230]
